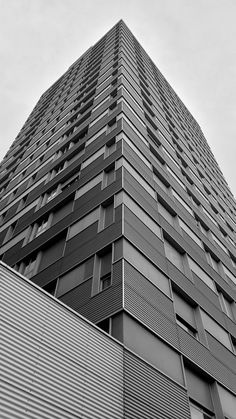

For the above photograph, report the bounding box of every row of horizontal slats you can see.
[1,265,124,418]
[124,351,191,419]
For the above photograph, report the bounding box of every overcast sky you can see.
[0,0,235,197]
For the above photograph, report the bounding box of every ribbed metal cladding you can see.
[177,324,236,393]
[124,351,191,419]
[124,261,179,349]
[0,264,124,418]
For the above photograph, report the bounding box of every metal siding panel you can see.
[32,258,62,287]
[79,283,123,323]
[124,351,191,419]
[59,278,92,308]
[0,264,124,419]
[124,260,174,321]
[62,219,122,273]
[14,208,37,235]
[124,284,179,349]
[178,325,236,393]
[123,172,159,222]
[206,332,236,374]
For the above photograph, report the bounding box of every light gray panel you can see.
[123,313,183,384]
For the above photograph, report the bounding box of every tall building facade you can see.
[1,20,236,418]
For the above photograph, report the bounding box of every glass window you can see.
[212,232,228,254]
[115,191,161,239]
[153,172,168,192]
[190,403,213,419]
[167,165,186,190]
[188,258,216,292]
[68,208,100,240]
[86,126,107,147]
[81,146,105,169]
[123,239,170,296]
[218,384,236,419]
[158,202,174,225]
[57,257,94,297]
[165,239,185,272]
[179,218,203,248]
[103,166,115,187]
[100,249,112,291]
[23,254,40,279]
[89,109,108,127]
[122,133,151,168]
[104,140,116,157]
[172,189,193,215]
[173,291,197,338]
[99,200,114,230]
[116,158,156,199]
[219,293,235,321]
[35,218,49,237]
[75,173,103,199]
[201,309,232,351]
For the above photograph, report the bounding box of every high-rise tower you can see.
[1,20,236,418]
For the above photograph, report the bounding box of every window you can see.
[103,165,115,188]
[104,139,116,157]
[167,165,186,190]
[189,402,213,419]
[3,221,17,244]
[222,264,236,285]
[164,239,185,273]
[96,317,111,334]
[35,218,49,237]
[173,291,198,338]
[43,279,58,295]
[99,200,114,230]
[17,195,28,211]
[23,254,40,279]
[57,257,94,297]
[185,367,215,418]
[49,162,67,181]
[81,145,105,169]
[218,384,236,419]
[122,133,151,168]
[172,189,193,215]
[179,218,203,248]
[121,239,170,296]
[75,173,103,199]
[99,249,112,291]
[116,158,156,199]
[89,109,108,127]
[205,252,220,273]
[212,232,228,254]
[219,292,235,321]
[46,188,58,203]
[188,258,216,291]
[68,208,100,240]
[153,171,169,192]
[86,126,107,147]
[100,273,112,291]
[158,201,174,225]
[201,309,232,351]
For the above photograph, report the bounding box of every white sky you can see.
[0,0,235,197]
